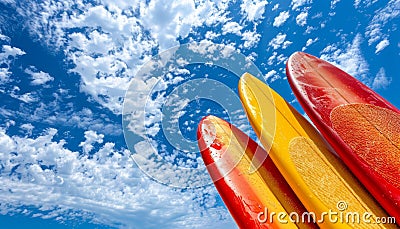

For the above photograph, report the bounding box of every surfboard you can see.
[286,51,400,222]
[239,73,395,228]
[197,115,316,229]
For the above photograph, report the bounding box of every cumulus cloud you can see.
[222,21,243,35]
[79,130,104,154]
[296,11,308,26]
[17,2,152,114]
[0,127,234,228]
[263,70,281,82]
[0,42,26,84]
[140,0,231,49]
[140,0,197,49]
[269,33,289,49]
[320,34,371,85]
[375,39,390,53]
[290,0,312,10]
[14,0,233,115]
[302,37,318,51]
[353,0,379,8]
[240,0,269,22]
[20,123,34,136]
[372,68,391,89]
[98,0,141,10]
[9,86,38,103]
[1,44,25,57]
[0,34,11,41]
[306,38,318,46]
[241,29,261,48]
[331,0,341,9]
[24,66,54,85]
[267,51,287,66]
[205,31,220,40]
[365,0,400,46]
[273,11,290,27]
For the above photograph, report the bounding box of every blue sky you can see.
[0,0,399,228]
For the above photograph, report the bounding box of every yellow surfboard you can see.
[198,115,316,229]
[238,73,396,228]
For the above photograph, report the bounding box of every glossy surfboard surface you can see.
[239,73,395,228]
[286,52,400,222]
[197,115,316,229]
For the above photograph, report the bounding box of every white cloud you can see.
[25,66,54,85]
[222,21,243,35]
[290,0,312,10]
[269,33,287,49]
[79,130,104,154]
[375,38,390,54]
[263,70,277,81]
[320,34,371,85]
[365,0,400,46]
[267,51,287,66]
[372,68,391,89]
[296,11,308,26]
[20,123,34,136]
[205,31,220,40]
[1,44,25,57]
[140,0,197,49]
[302,37,318,51]
[241,29,261,48]
[0,43,26,84]
[98,0,141,10]
[273,11,290,27]
[267,52,278,65]
[18,2,155,114]
[283,40,293,49]
[0,34,11,41]
[9,86,38,103]
[272,4,279,11]
[15,0,234,115]
[305,25,317,34]
[0,127,234,228]
[240,0,269,22]
[353,0,379,8]
[0,128,16,154]
[331,0,341,9]
[306,38,318,46]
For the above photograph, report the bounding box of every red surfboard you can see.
[197,115,316,229]
[286,51,400,222]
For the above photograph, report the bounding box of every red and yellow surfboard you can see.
[197,115,315,228]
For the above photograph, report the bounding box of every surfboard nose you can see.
[197,115,315,229]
